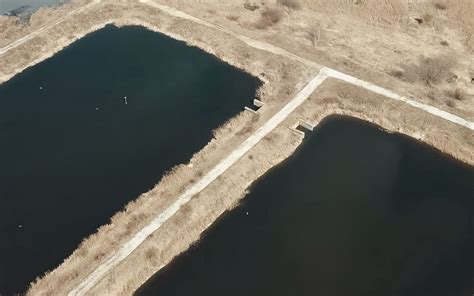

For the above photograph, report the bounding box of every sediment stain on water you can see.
[0,25,260,294]
[137,116,473,296]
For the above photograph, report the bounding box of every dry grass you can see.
[254,6,284,29]
[300,0,409,26]
[299,0,472,30]
[428,0,474,30]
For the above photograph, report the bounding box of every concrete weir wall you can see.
[297,119,315,132]
[244,106,258,114]
[253,99,264,108]
[245,99,264,114]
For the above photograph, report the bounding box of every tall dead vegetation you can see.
[395,55,457,86]
[277,0,301,10]
[254,6,284,29]
[305,22,322,46]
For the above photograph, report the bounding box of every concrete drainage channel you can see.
[296,119,315,133]
[244,99,264,114]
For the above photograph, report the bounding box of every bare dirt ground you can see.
[0,0,472,295]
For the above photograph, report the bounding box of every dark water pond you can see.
[137,116,473,296]
[0,25,260,294]
[1,0,65,15]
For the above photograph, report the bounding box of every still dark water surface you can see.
[137,116,473,296]
[0,0,64,14]
[0,25,260,294]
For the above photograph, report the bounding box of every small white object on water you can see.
[39,86,43,90]
[246,212,249,216]
[124,96,128,105]
[18,224,22,228]
[95,107,99,111]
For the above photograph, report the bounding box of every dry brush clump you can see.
[254,6,284,29]
[446,88,468,102]
[226,14,240,21]
[244,2,260,11]
[277,0,301,10]
[305,22,322,46]
[393,55,457,86]
[432,1,448,10]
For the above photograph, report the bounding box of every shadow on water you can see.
[136,115,473,296]
[0,25,261,294]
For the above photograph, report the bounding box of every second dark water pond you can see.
[137,116,473,296]
[0,25,260,294]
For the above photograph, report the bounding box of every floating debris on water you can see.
[124,96,128,105]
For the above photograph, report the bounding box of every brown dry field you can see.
[0,0,472,295]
